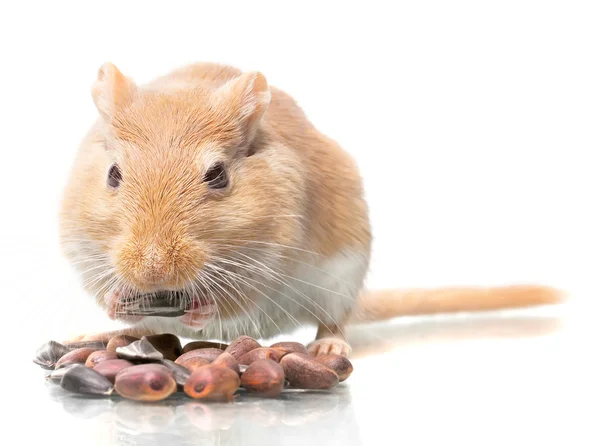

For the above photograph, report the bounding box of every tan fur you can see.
[60,62,563,353]
[60,61,368,337]
[351,285,565,323]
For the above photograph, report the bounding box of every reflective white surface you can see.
[11,301,599,446]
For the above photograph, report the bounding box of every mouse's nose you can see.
[117,232,206,292]
[118,241,180,290]
[137,246,172,285]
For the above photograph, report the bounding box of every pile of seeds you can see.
[34,334,353,402]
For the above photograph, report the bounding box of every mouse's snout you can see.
[134,245,173,285]
[117,234,205,292]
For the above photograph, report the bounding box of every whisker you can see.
[208,256,302,330]
[205,263,260,333]
[205,263,280,337]
[215,243,361,290]
[197,270,223,341]
[210,255,312,330]
[212,253,345,341]
[205,238,325,257]
[83,268,116,293]
[200,267,245,336]
[76,263,112,277]
[226,248,357,300]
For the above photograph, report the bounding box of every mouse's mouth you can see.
[109,289,214,323]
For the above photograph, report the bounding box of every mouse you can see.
[59,61,564,356]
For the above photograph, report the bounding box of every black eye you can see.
[203,163,228,189]
[107,164,122,188]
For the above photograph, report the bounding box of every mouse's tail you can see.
[349,284,565,324]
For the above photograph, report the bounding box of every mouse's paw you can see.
[307,337,352,357]
[104,290,144,323]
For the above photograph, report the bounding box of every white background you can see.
[1,1,599,444]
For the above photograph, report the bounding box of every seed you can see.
[143,334,182,361]
[33,341,71,370]
[114,364,177,402]
[212,352,240,375]
[116,338,163,362]
[85,350,119,368]
[93,359,134,383]
[280,353,339,389]
[46,364,78,385]
[183,364,240,401]
[176,356,210,372]
[183,341,227,353]
[60,364,114,396]
[238,348,287,365]
[37,332,351,401]
[224,336,261,360]
[314,354,353,382]
[270,342,309,355]
[106,335,139,353]
[240,359,285,397]
[55,347,99,369]
[120,306,186,317]
[117,294,188,317]
[175,348,223,365]
[64,340,108,349]
[159,359,191,387]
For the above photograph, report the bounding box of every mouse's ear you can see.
[91,62,137,120]
[215,71,271,143]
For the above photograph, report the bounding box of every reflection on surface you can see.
[44,381,359,445]
[347,312,562,358]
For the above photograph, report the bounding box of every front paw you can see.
[104,290,144,323]
[307,337,352,357]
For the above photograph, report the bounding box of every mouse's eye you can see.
[107,164,122,188]
[203,163,228,189]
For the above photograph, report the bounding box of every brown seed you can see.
[85,350,119,368]
[114,364,177,402]
[93,359,134,383]
[183,341,227,353]
[212,352,240,375]
[183,364,240,402]
[314,354,353,382]
[176,356,210,372]
[34,340,71,370]
[175,348,223,365]
[55,347,99,369]
[116,338,163,362]
[270,341,309,355]
[106,335,139,353]
[143,334,182,361]
[224,336,261,360]
[279,353,339,389]
[240,359,285,397]
[238,348,287,365]
[60,364,114,396]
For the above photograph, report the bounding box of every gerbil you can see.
[59,62,563,356]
